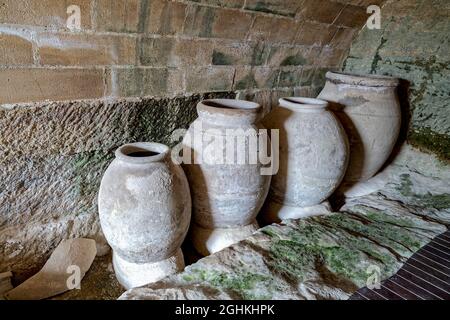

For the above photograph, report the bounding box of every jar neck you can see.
[325,71,399,87]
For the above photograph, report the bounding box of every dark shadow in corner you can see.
[379,78,412,171]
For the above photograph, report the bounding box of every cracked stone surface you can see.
[118,145,449,300]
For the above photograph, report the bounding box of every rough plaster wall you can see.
[344,0,450,161]
[0,93,234,282]
[0,0,380,280]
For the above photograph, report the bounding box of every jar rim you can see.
[115,142,169,164]
[279,97,328,110]
[325,71,400,87]
[198,99,261,114]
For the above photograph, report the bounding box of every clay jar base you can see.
[112,249,185,290]
[190,221,259,256]
[261,200,333,224]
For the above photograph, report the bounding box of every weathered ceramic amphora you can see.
[182,99,271,256]
[262,97,349,222]
[318,71,401,195]
[98,142,191,289]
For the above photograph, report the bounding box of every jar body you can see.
[263,99,349,208]
[98,144,191,265]
[182,99,271,230]
[318,72,401,182]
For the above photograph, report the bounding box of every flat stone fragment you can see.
[51,253,124,300]
[5,238,97,300]
[120,146,450,300]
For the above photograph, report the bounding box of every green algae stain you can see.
[408,127,450,162]
[72,150,114,199]
[324,213,422,254]
[280,54,307,66]
[370,37,387,74]
[212,51,233,65]
[267,233,370,287]
[396,173,450,209]
[235,74,257,90]
[187,269,273,300]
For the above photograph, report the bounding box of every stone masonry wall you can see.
[0,0,381,282]
[344,0,450,161]
[0,0,380,105]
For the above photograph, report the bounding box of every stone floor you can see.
[53,145,450,300]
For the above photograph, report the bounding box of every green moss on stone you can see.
[235,74,257,90]
[187,269,273,299]
[408,127,450,162]
[72,150,114,208]
[212,51,233,65]
[370,37,387,74]
[280,54,306,66]
[396,173,450,209]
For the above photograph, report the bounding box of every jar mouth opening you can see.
[279,97,328,110]
[326,71,400,87]
[200,99,261,112]
[116,142,169,164]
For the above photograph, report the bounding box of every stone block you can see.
[107,67,185,97]
[294,21,338,46]
[95,0,141,32]
[233,66,279,90]
[334,4,369,28]
[0,33,34,65]
[0,68,104,104]
[185,66,234,92]
[140,37,213,67]
[184,5,252,39]
[248,15,299,44]
[145,0,187,35]
[212,40,268,66]
[298,0,345,24]
[38,33,137,66]
[0,0,92,30]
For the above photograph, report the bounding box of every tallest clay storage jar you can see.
[318,71,401,196]
[182,99,271,256]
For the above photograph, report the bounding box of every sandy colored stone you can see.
[0,68,104,105]
[0,34,33,65]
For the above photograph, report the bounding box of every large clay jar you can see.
[261,97,349,223]
[318,71,401,195]
[98,142,191,289]
[182,99,271,256]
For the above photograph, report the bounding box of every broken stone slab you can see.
[5,238,96,300]
[119,146,449,300]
